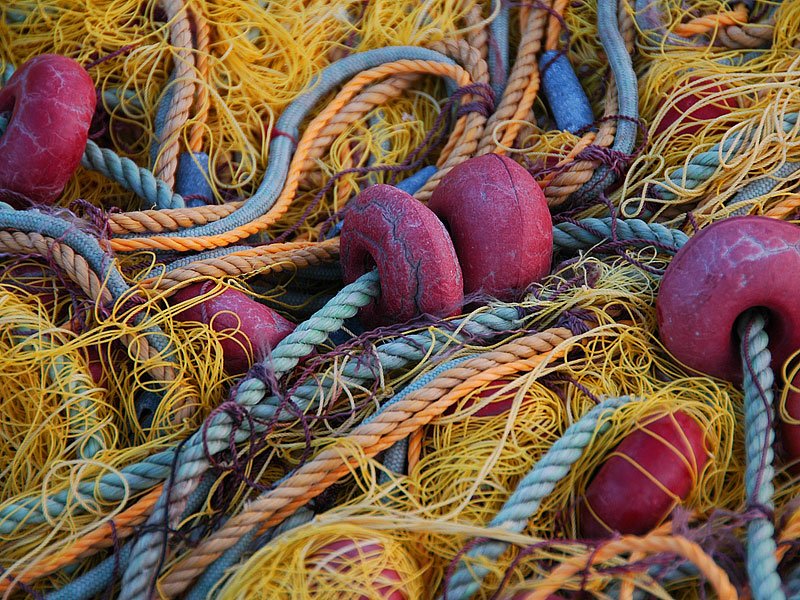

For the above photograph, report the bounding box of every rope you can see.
[510,533,737,600]
[673,4,748,38]
[157,329,576,597]
[152,0,196,190]
[444,395,639,600]
[475,0,549,156]
[109,56,473,252]
[738,310,785,600]
[0,485,162,593]
[571,0,639,203]
[188,5,211,153]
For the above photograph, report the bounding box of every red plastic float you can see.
[171,283,296,374]
[653,77,738,138]
[340,184,463,327]
[579,411,709,539]
[428,153,553,301]
[306,538,408,600]
[657,216,800,461]
[0,54,96,206]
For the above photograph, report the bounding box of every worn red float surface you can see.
[443,378,530,417]
[341,184,463,326]
[580,412,708,538]
[171,283,296,374]
[306,539,407,600]
[657,216,800,461]
[0,54,96,206]
[429,153,552,301]
[654,77,738,138]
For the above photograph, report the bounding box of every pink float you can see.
[657,216,800,462]
[0,54,96,206]
[171,283,296,374]
[429,154,553,301]
[340,184,464,327]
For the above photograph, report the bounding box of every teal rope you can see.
[81,139,185,210]
[653,112,800,203]
[552,217,688,251]
[443,395,639,600]
[738,310,785,600]
[0,208,172,356]
[185,506,315,600]
[118,271,381,600]
[42,474,214,600]
[788,564,800,600]
[186,355,473,599]
[572,0,639,202]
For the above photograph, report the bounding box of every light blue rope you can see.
[572,0,638,202]
[738,310,785,600]
[787,563,800,600]
[42,473,214,600]
[0,216,681,533]
[443,395,640,600]
[488,0,510,100]
[651,112,800,203]
[728,161,800,216]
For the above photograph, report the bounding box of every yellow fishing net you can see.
[1,0,800,598]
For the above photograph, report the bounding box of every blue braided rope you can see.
[443,395,640,600]
[728,161,800,216]
[738,310,785,600]
[488,0,510,100]
[117,46,459,242]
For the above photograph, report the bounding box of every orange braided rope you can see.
[158,328,576,596]
[188,5,211,154]
[673,3,747,38]
[107,60,473,253]
[512,533,737,600]
[140,239,339,293]
[475,0,549,156]
[0,485,163,592]
[154,0,197,189]
[763,195,800,219]
[545,0,569,51]
[108,202,242,236]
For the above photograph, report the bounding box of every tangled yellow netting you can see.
[2,0,800,598]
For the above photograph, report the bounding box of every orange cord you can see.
[673,3,748,38]
[107,60,472,253]
[0,484,163,592]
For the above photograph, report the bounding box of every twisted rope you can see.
[718,13,774,49]
[475,0,549,156]
[81,140,186,210]
[673,4,747,37]
[738,310,785,600]
[153,0,196,189]
[188,5,211,153]
[110,57,472,252]
[443,395,638,600]
[509,533,737,600]
[415,39,493,200]
[157,329,575,596]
